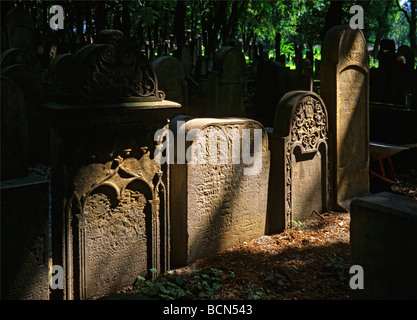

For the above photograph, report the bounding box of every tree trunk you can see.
[373,0,394,58]
[396,0,417,56]
[95,1,106,34]
[409,0,417,56]
[321,0,345,45]
[122,1,131,38]
[275,32,281,62]
[174,0,186,53]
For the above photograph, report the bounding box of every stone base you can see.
[350,192,417,299]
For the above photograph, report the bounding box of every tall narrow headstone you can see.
[1,77,29,180]
[268,91,329,233]
[320,25,369,211]
[152,56,188,108]
[6,6,36,54]
[208,46,246,117]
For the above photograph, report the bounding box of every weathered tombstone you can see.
[1,63,48,165]
[0,48,41,70]
[254,58,286,127]
[394,45,416,105]
[320,25,369,211]
[374,39,397,103]
[285,70,313,92]
[267,91,329,233]
[45,53,73,102]
[6,6,36,54]
[208,46,247,117]
[350,192,417,299]
[1,174,50,300]
[1,77,29,180]
[152,56,188,108]
[44,30,181,300]
[254,59,312,127]
[179,46,193,77]
[170,116,270,266]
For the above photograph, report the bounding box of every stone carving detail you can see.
[170,117,270,266]
[49,30,165,103]
[283,93,328,228]
[321,25,369,210]
[67,148,167,299]
[343,33,366,64]
[290,95,327,152]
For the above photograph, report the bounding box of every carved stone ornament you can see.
[274,91,329,229]
[65,148,168,299]
[289,95,327,152]
[49,30,165,103]
[286,94,327,226]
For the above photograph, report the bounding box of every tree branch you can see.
[395,0,411,24]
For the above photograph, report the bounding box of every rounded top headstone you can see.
[322,25,368,70]
[213,46,246,78]
[273,91,328,152]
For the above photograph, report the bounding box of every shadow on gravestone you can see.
[43,30,181,300]
[152,56,189,109]
[1,77,29,180]
[253,58,313,128]
[1,175,50,300]
[208,46,247,117]
[169,116,270,267]
[350,192,417,300]
[267,91,329,234]
[1,63,49,166]
[6,5,36,54]
[0,48,41,70]
[320,25,370,212]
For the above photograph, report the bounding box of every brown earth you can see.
[168,211,351,300]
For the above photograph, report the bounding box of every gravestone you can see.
[1,48,41,70]
[254,59,286,127]
[180,46,193,78]
[6,6,36,54]
[371,39,397,104]
[44,30,181,300]
[254,59,313,127]
[1,63,48,165]
[170,116,270,266]
[320,25,369,211]
[208,46,247,117]
[1,77,29,180]
[267,91,329,233]
[1,175,50,300]
[152,56,188,108]
[394,45,416,106]
[350,192,417,299]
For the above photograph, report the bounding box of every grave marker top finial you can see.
[47,30,166,104]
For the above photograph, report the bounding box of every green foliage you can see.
[134,267,235,300]
[323,253,348,281]
[291,220,304,228]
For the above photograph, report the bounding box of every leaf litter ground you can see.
[106,211,352,300]
[167,212,351,300]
